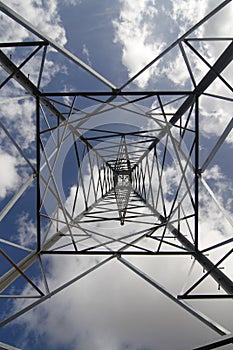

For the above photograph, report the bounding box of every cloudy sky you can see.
[0,0,233,349]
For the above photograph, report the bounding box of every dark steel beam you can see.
[168,41,233,123]
[178,295,233,299]
[0,40,47,47]
[133,40,233,168]
[193,336,233,350]
[40,91,191,96]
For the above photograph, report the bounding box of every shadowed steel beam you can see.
[118,257,230,336]
[0,2,116,90]
[133,190,233,295]
[193,336,233,350]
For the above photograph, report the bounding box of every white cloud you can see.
[17,212,37,248]
[0,150,20,198]
[200,106,233,144]
[203,0,233,38]
[163,1,233,89]
[61,0,82,5]
[199,165,233,254]
[161,51,190,86]
[20,54,66,89]
[0,0,70,91]
[203,165,233,213]
[112,0,212,88]
[171,0,208,34]
[82,44,92,67]
[112,0,165,88]
[0,0,67,45]
[0,97,36,208]
[0,95,36,150]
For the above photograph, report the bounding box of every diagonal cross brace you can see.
[133,190,233,295]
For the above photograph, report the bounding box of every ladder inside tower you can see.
[113,136,132,225]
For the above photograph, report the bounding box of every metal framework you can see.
[0,1,233,348]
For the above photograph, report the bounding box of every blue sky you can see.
[0,0,233,349]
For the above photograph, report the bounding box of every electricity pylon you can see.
[0,1,233,346]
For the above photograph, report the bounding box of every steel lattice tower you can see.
[0,1,233,348]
